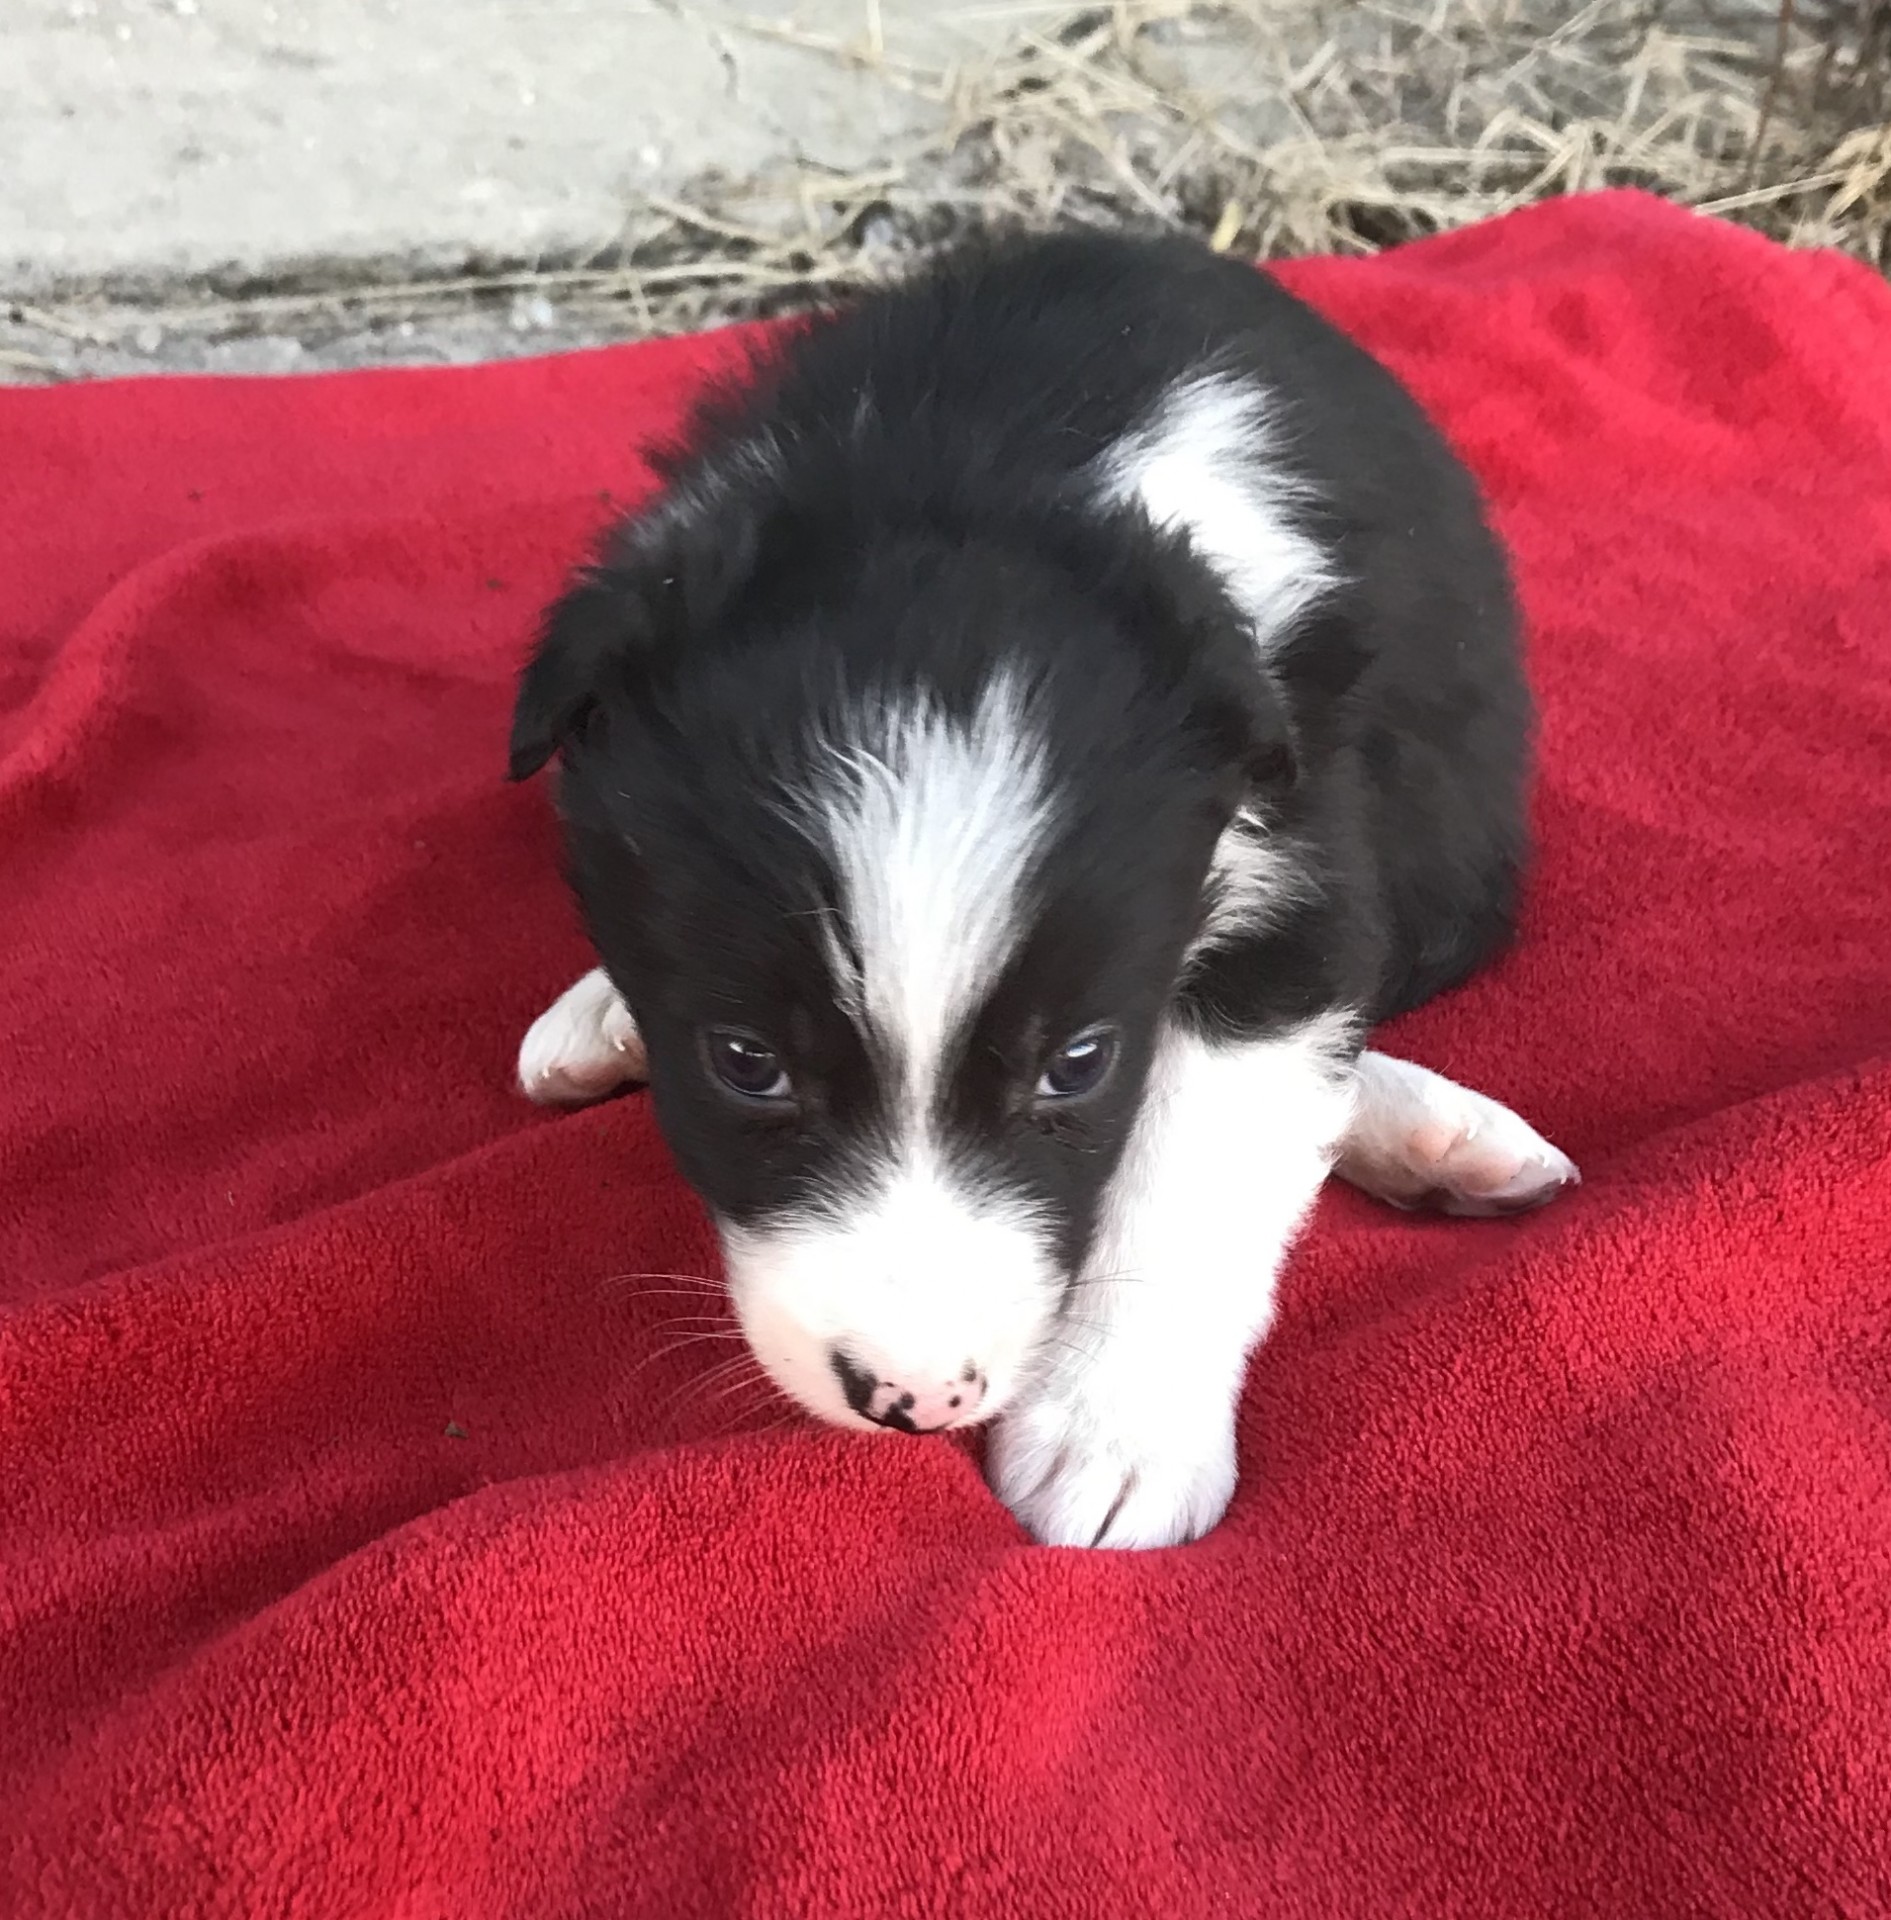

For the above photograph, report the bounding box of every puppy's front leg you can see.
[1335,1051,1578,1216]
[988,1014,1357,1549]
[517,967,647,1105]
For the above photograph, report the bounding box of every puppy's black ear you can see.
[507,568,644,781]
[506,497,768,782]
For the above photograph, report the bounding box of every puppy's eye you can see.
[1035,1027,1118,1101]
[704,1029,793,1102]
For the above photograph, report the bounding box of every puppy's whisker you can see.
[616,1326,750,1387]
[696,1378,781,1440]
[598,1270,724,1294]
[1066,1270,1148,1291]
[703,1401,785,1444]
[648,1353,763,1429]
[1033,1331,1107,1370]
[618,1290,737,1320]
[692,1347,760,1383]
[702,1364,768,1404]
[599,1270,721,1284]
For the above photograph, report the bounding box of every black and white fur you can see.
[508,231,1577,1549]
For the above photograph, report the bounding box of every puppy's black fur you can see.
[510,230,1528,1257]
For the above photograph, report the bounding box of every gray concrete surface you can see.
[3,0,1006,293]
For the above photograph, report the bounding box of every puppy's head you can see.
[511,473,1292,1432]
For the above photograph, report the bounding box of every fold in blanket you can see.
[3,193,1888,1919]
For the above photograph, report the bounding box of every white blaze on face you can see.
[720,675,1067,1431]
[814,673,1058,1089]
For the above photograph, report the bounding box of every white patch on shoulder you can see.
[1097,369,1338,653]
[988,1007,1360,1548]
[804,672,1057,1102]
[1100,370,1337,958]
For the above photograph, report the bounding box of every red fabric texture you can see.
[3,192,1889,1918]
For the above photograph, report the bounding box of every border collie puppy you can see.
[508,229,1577,1549]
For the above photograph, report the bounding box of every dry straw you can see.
[570,0,1891,336]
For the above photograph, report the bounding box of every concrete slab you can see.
[2,0,1006,294]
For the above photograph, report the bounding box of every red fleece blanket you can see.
[4,192,1889,1919]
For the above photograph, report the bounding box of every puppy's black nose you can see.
[827,1346,986,1433]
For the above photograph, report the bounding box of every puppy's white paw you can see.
[988,1386,1238,1550]
[517,967,647,1106]
[1337,1052,1578,1218]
